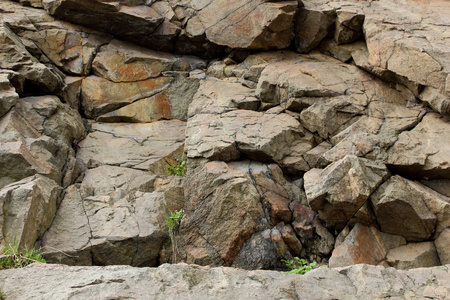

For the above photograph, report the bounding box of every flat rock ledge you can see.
[1,263,449,300]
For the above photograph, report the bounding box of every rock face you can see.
[1,263,449,300]
[1,0,450,290]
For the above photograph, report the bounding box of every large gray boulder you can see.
[0,263,449,300]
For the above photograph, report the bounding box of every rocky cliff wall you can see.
[0,0,449,298]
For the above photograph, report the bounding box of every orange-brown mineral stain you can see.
[154,93,172,119]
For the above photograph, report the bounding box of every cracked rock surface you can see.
[0,263,449,300]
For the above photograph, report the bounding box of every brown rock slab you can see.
[186,109,306,165]
[329,223,406,268]
[178,161,265,266]
[386,242,441,270]
[81,75,173,118]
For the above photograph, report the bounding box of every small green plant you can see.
[168,160,187,176]
[165,209,184,263]
[282,257,326,275]
[0,242,46,270]
[0,288,5,300]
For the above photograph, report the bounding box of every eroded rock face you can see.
[1,0,450,279]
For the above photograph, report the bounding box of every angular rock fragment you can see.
[434,228,450,264]
[0,96,84,188]
[186,109,309,168]
[371,176,450,241]
[304,155,389,229]
[387,113,450,179]
[329,224,406,268]
[293,7,335,53]
[0,175,61,250]
[178,161,265,266]
[195,0,298,50]
[334,10,364,45]
[0,22,64,95]
[386,242,440,270]
[0,74,19,118]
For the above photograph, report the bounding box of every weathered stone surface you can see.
[81,75,172,118]
[0,175,61,250]
[97,76,201,123]
[323,99,425,163]
[363,0,449,102]
[334,10,364,45]
[232,228,290,271]
[435,228,450,264]
[196,0,297,50]
[42,0,298,53]
[329,224,406,268]
[178,161,307,268]
[92,39,177,82]
[1,263,449,300]
[304,155,389,229]
[186,109,313,169]
[77,120,185,174]
[0,19,64,95]
[387,113,450,179]
[43,0,167,49]
[43,166,182,266]
[0,96,84,188]
[386,242,440,270]
[0,74,18,118]
[290,202,335,261]
[371,176,439,241]
[178,161,265,266]
[188,78,260,117]
[293,6,335,53]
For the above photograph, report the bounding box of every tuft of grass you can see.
[282,257,327,275]
[0,242,45,270]
[165,209,184,263]
[0,288,5,300]
[168,160,187,176]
